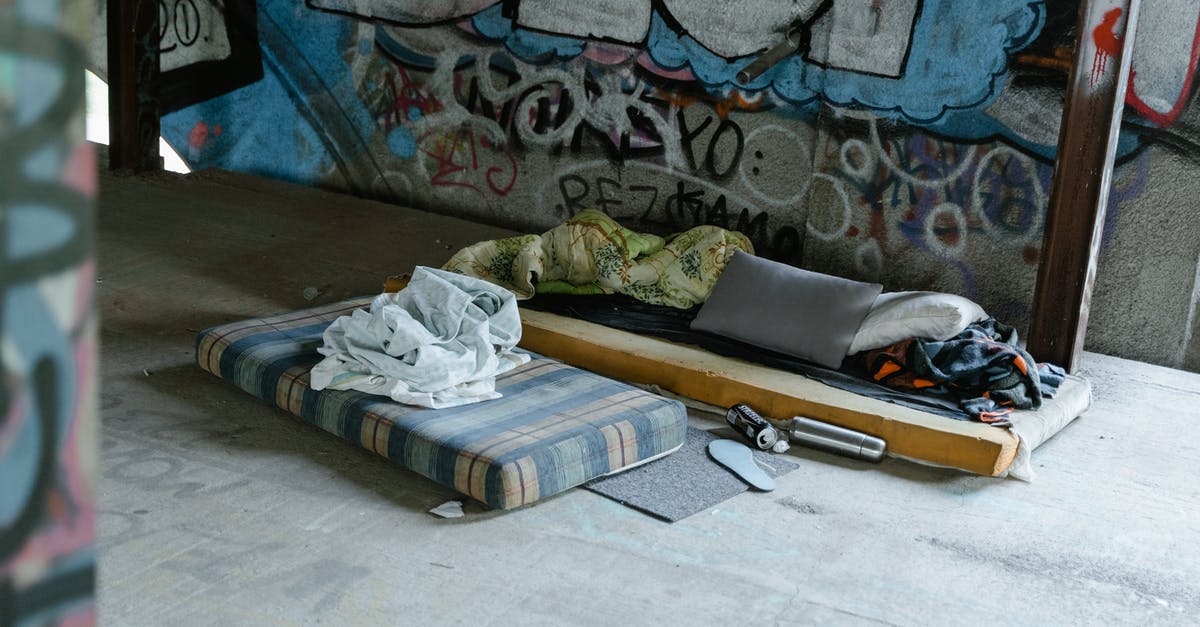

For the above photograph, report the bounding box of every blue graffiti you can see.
[931,105,1143,162]
[161,0,378,191]
[472,1,1047,126]
[387,126,417,158]
[471,5,585,61]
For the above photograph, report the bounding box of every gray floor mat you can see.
[584,426,800,522]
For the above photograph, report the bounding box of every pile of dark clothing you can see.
[852,319,1066,426]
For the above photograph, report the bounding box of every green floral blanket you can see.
[442,209,754,309]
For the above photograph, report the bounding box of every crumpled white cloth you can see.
[309,266,530,408]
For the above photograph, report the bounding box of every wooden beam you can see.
[106,0,161,171]
[1028,0,1140,372]
[518,309,1025,476]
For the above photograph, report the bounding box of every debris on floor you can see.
[429,500,465,519]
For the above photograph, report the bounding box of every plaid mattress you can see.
[195,298,687,510]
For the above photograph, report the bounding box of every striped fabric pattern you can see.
[195,298,687,510]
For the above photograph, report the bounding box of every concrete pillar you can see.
[0,0,98,623]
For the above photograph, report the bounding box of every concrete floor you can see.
[98,166,1200,626]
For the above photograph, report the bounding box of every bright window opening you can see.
[85,69,190,174]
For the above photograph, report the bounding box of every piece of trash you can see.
[302,287,320,301]
[429,500,464,519]
[771,439,791,454]
[142,369,151,377]
[709,439,776,491]
[725,403,780,451]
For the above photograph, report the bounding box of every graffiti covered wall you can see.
[154,0,1200,371]
[1,0,98,625]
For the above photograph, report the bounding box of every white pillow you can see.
[847,291,988,355]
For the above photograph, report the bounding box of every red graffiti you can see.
[1126,9,1200,127]
[383,66,442,131]
[1090,8,1123,87]
[419,128,518,196]
[188,121,222,149]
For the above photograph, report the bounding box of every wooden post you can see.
[107,0,161,171]
[1027,0,1140,372]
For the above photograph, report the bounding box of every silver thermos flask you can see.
[789,417,887,463]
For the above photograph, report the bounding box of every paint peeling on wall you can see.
[0,1,97,625]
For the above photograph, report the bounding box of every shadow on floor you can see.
[103,361,499,518]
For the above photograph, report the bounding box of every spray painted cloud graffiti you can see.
[307,0,500,24]
[642,0,1043,124]
[313,0,1046,128]
[309,0,820,55]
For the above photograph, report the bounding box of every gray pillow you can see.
[690,251,882,368]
